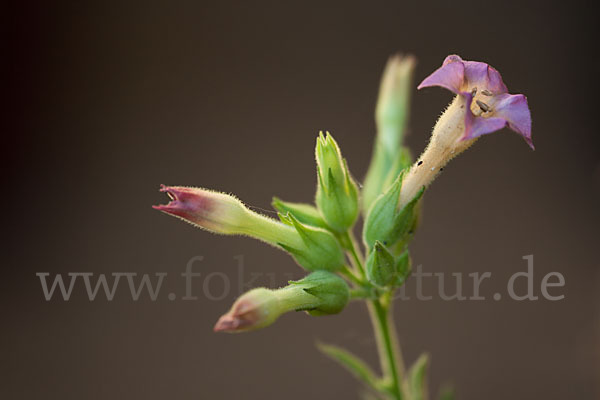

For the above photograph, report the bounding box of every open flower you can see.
[396,55,534,207]
[418,54,533,149]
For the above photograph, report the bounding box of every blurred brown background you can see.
[4,1,599,399]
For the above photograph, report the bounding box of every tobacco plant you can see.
[154,54,533,399]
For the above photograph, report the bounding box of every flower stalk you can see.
[347,232,406,400]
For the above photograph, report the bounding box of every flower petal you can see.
[463,61,508,94]
[493,94,534,149]
[443,54,464,65]
[463,115,508,141]
[417,56,465,94]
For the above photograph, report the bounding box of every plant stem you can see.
[345,230,405,399]
[368,300,403,399]
[342,231,366,278]
[340,265,365,287]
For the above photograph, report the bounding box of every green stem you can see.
[341,231,366,278]
[340,266,364,287]
[368,299,404,399]
[344,230,405,399]
[349,287,372,300]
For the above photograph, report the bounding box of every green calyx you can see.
[366,241,412,288]
[315,131,359,232]
[363,171,424,250]
[277,212,345,272]
[394,249,412,286]
[288,270,350,316]
[366,241,396,287]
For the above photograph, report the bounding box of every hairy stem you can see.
[368,300,404,399]
[346,230,405,399]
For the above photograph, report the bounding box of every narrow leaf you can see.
[407,353,429,400]
[317,342,382,393]
[438,385,454,400]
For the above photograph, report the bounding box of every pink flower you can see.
[418,55,533,149]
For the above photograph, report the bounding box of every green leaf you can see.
[359,390,386,400]
[316,342,383,393]
[437,385,454,400]
[407,353,429,400]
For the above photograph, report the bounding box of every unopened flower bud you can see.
[363,54,416,213]
[152,185,248,235]
[380,146,413,192]
[366,241,396,287]
[376,54,416,142]
[363,172,423,250]
[154,185,344,271]
[214,271,350,333]
[315,131,359,232]
[291,270,350,316]
[213,288,279,333]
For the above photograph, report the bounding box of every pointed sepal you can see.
[272,197,329,229]
[290,270,350,316]
[277,212,345,272]
[394,250,412,287]
[363,172,424,249]
[366,241,396,287]
[315,131,359,232]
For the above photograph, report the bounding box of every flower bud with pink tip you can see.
[153,185,345,272]
[213,288,280,333]
[152,185,249,235]
[214,271,350,333]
